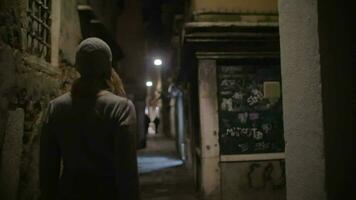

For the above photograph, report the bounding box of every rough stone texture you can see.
[0,45,76,200]
[0,0,26,50]
[0,2,79,199]
[0,41,17,149]
[0,109,24,200]
[0,41,70,200]
[279,0,326,199]
[221,160,285,200]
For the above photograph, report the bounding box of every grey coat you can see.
[40,92,139,200]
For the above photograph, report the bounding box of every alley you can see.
[0,0,354,200]
[138,135,200,200]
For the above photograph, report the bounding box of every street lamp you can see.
[153,58,162,66]
[146,81,153,87]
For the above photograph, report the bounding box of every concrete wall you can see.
[279,1,356,199]
[279,0,326,199]
[221,160,285,200]
[198,59,220,199]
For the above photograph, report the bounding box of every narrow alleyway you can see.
[138,134,200,200]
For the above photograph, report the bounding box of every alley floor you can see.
[138,134,201,200]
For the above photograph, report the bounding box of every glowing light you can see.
[153,59,162,66]
[146,81,153,87]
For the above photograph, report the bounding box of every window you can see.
[26,0,51,61]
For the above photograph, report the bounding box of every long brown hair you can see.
[107,68,126,97]
[71,68,126,99]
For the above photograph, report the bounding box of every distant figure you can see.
[153,116,160,134]
[40,38,139,200]
[143,114,150,147]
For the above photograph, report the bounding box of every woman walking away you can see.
[40,38,139,200]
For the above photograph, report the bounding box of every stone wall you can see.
[0,39,61,200]
[0,39,78,200]
[0,1,79,199]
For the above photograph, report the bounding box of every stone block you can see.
[0,108,24,200]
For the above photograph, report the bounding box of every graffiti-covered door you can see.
[217,63,284,155]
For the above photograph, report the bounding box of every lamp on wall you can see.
[153,58,162,66]
[146,81,153,87]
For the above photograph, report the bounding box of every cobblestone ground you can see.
[138,134,201,200]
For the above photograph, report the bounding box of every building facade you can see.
[0,1,126,199]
